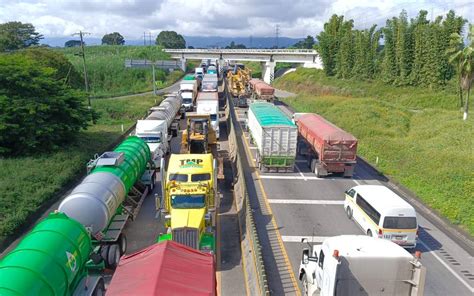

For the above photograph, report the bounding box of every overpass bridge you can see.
[163,49,323,83]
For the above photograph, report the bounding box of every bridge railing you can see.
[164,48,317,54]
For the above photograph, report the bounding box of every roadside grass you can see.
[0,94,160,244]
[275,69,474,235]
[60,45,181,97]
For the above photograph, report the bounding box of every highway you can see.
[232,100,474,295]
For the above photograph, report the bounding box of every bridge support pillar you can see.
[262,61,276,84]
[180,58,187,72]
[303,56,323,69]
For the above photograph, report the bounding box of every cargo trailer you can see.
[0,212,105,296]
[249,78,275,102]
[59,136,155,269]
[294,113,357,177]
[247,102,297,172]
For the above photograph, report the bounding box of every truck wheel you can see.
[315,165,322,178]
[346,207,353,219]
[367,230,373,237]
[107,244,121,269]
[302,276,309,296]
[100,245,109,264]
[118,234,127,255]
[92,278,105,296]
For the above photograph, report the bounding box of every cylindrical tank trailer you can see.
[147,94,182,128]
[58,136,150,236]
[0,212,104,296]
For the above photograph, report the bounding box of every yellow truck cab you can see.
[157,153,218,253]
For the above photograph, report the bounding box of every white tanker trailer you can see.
[135,92,183,170]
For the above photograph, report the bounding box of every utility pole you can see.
[72,31,91,107]
[275,24,280,49]
[148,32,152,46]
[143,32,147,46]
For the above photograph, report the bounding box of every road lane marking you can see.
[281,236,329,243]
[353,179,362,186]
[260,175,326,180]
[268,199,344,205]
[294,164,307,181]
[239,111,301,295]
[419,241,474,293]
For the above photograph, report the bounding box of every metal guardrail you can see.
[225,84,269,295]
[124,59,181,69]
[164,48,317,54]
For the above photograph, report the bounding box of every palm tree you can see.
[447,24,474,120]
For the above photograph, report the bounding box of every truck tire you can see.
[92,278,105,296]
[118,234,127,255]
[302,276,309,296]
[346,207,353,219]
[367,230,373,237]
[100,245,109,264]
[107,244,121,269]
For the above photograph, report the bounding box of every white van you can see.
[344,185,418,248]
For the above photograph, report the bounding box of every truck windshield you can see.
[383,216,417,229]
[140,136,160,143]
[183,98,193,104]
[171,194,205,208]
[191,173,211,182]
[210,114,217,121]
[169,174,188,182]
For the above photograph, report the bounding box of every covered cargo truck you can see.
[135,120,170,170]
[59,136,155,268]
[106,241,215,296]
[196,92,220,139]
[294,113,357,178]
[201,74,218,92]
[248,79,275,102]
[248,102,297,172]
[299,235,425,296]
[179,80,198,111]
[0,212,105,296]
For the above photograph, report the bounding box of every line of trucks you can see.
[226,65,426,295]
[0,63,223,295]
[0,59,427,295]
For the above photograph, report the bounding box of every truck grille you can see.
[172,227,199,249]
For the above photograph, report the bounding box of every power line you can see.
[72,30,91,107]
[143,31,147,46]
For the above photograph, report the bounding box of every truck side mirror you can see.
[302,248,310,264]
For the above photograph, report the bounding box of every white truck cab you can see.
[135,120,170,170]
[299,235,425,296]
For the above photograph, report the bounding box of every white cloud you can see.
[0,0,472,40]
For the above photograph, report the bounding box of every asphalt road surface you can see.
[232,101,474,296]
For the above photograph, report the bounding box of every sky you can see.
[0,0,473,39]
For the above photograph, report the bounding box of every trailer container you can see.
[59,136,154,268]
[202,74,218,92]
[247,102,297,172]
[0,212,104,296]
[196,92,220,139]
[147,93,182,136]
[295,113,357,177]
[249,79,275,102]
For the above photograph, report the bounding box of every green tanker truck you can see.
[58,136,156,269]
[0,212,105,296]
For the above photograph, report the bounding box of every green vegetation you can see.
[0,21,43,51]
[317,10,466,86]
[61,45,182,97]
[155,31,186,49]
[0,94,161,244]
[0,49,91,156]
[102,32,125,45]
[275,68,474,234]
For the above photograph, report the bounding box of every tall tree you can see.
[335,20,354,78]
[0,53,91,155]
[65,40,83,48]
[448,24,474,120]
[293,35,315,49]
[0,21,43,51]
[381,18,398,83]
[317,14,345,76]
[102,32,125,45]
[155,31,186,49]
